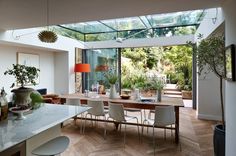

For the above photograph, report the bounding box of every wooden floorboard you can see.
[61,107,217,156]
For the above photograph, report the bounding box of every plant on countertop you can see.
[4,64,40,88]
[4,64,40,109]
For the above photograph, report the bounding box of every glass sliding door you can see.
[85,48,119,93]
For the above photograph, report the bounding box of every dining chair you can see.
[66,99,84,133]
[83,99,107,136]
[124,108,143,123]
[104,103,140,146]
[143,105,175,155]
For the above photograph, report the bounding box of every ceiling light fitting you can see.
[38,0,58,43]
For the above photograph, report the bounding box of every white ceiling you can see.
[0,0,224,30]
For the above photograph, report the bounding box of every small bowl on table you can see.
[120,94,131,100]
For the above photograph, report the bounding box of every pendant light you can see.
[38,0,58,43]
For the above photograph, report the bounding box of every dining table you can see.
[60,93,184,143]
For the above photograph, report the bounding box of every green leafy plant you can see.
[188,34,225,127]
[149,78,165,91]
[104,68,118,85]
[4,64,40,88]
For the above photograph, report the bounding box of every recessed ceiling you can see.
[0,0,224,30]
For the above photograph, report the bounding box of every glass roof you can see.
[59,9,205,34]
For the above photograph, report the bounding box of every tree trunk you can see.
[220,77,225,129]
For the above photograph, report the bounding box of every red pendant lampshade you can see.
[74,63,91,72]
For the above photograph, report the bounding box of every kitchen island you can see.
[0,104,89,156]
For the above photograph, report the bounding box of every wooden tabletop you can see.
[60,93,184,109]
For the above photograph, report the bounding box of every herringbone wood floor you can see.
[61,108,217,156]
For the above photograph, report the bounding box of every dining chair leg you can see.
[140,111,143,124]
[90,114,93,127]
[171,125,173,137]
[83,113,89,134]
[80,113,84,134]
[95,116,97,127]
[143,109,147,120]
[148,111,151,119]
[136,118,140,141]
[103,116,107,140]
[164,128,166,140]
[124,123,127,148]
[153,126,156,156]
[142,119,147,136]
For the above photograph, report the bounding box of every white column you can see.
[223,0,236,155]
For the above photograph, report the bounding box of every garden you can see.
[121,45,193,95]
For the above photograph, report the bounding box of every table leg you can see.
[175,106,179,143]
[114,122,119,130]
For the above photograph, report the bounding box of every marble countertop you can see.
[0,104,89,152]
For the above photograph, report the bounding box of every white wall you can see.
[0,28,84,94]
[222,0,236,155]
[197,72,222,120]
[54,52,68,94]
[195,8,225,121]
[0,44,55,99]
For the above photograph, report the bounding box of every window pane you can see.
[85,49,119,92]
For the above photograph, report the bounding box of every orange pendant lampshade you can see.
[74,63,91,72]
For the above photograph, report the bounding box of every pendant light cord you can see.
[47,0,49,30]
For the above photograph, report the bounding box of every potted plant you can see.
[104,69,118,99]
[188,34,225,156]
[4,64,40,109]
[150,78,165,102]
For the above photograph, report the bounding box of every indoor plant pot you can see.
[11,87,34,106]
[214,124,225,156]
[104,68,118,99]
[4,64,40,107]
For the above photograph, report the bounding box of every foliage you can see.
[148,77,165,91]
[188,34,225,127]
[4,64,40,88]
[104,68,118,85]
[164,71,178,84]
[30,91,43,109]
[122,48,147,64]
[192,34,225,78]
[163,45,192,90]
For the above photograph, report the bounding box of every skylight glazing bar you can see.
[138,16,150,28]
[57,25,85,34]
[98,20,118,31]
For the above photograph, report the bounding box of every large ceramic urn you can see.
[11,87,34,106]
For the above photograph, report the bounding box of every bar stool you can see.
[32,136,70,156]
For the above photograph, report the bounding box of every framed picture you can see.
[225,44,236,81]
[17,52,40,84]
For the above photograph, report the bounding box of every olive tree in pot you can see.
[189,34,225,156]
[4,64,40,109]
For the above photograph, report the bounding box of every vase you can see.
[11,87,34,106]
[156,90,162,102]
[109,84,117,99]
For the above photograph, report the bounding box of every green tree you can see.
[163,45,192,89]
